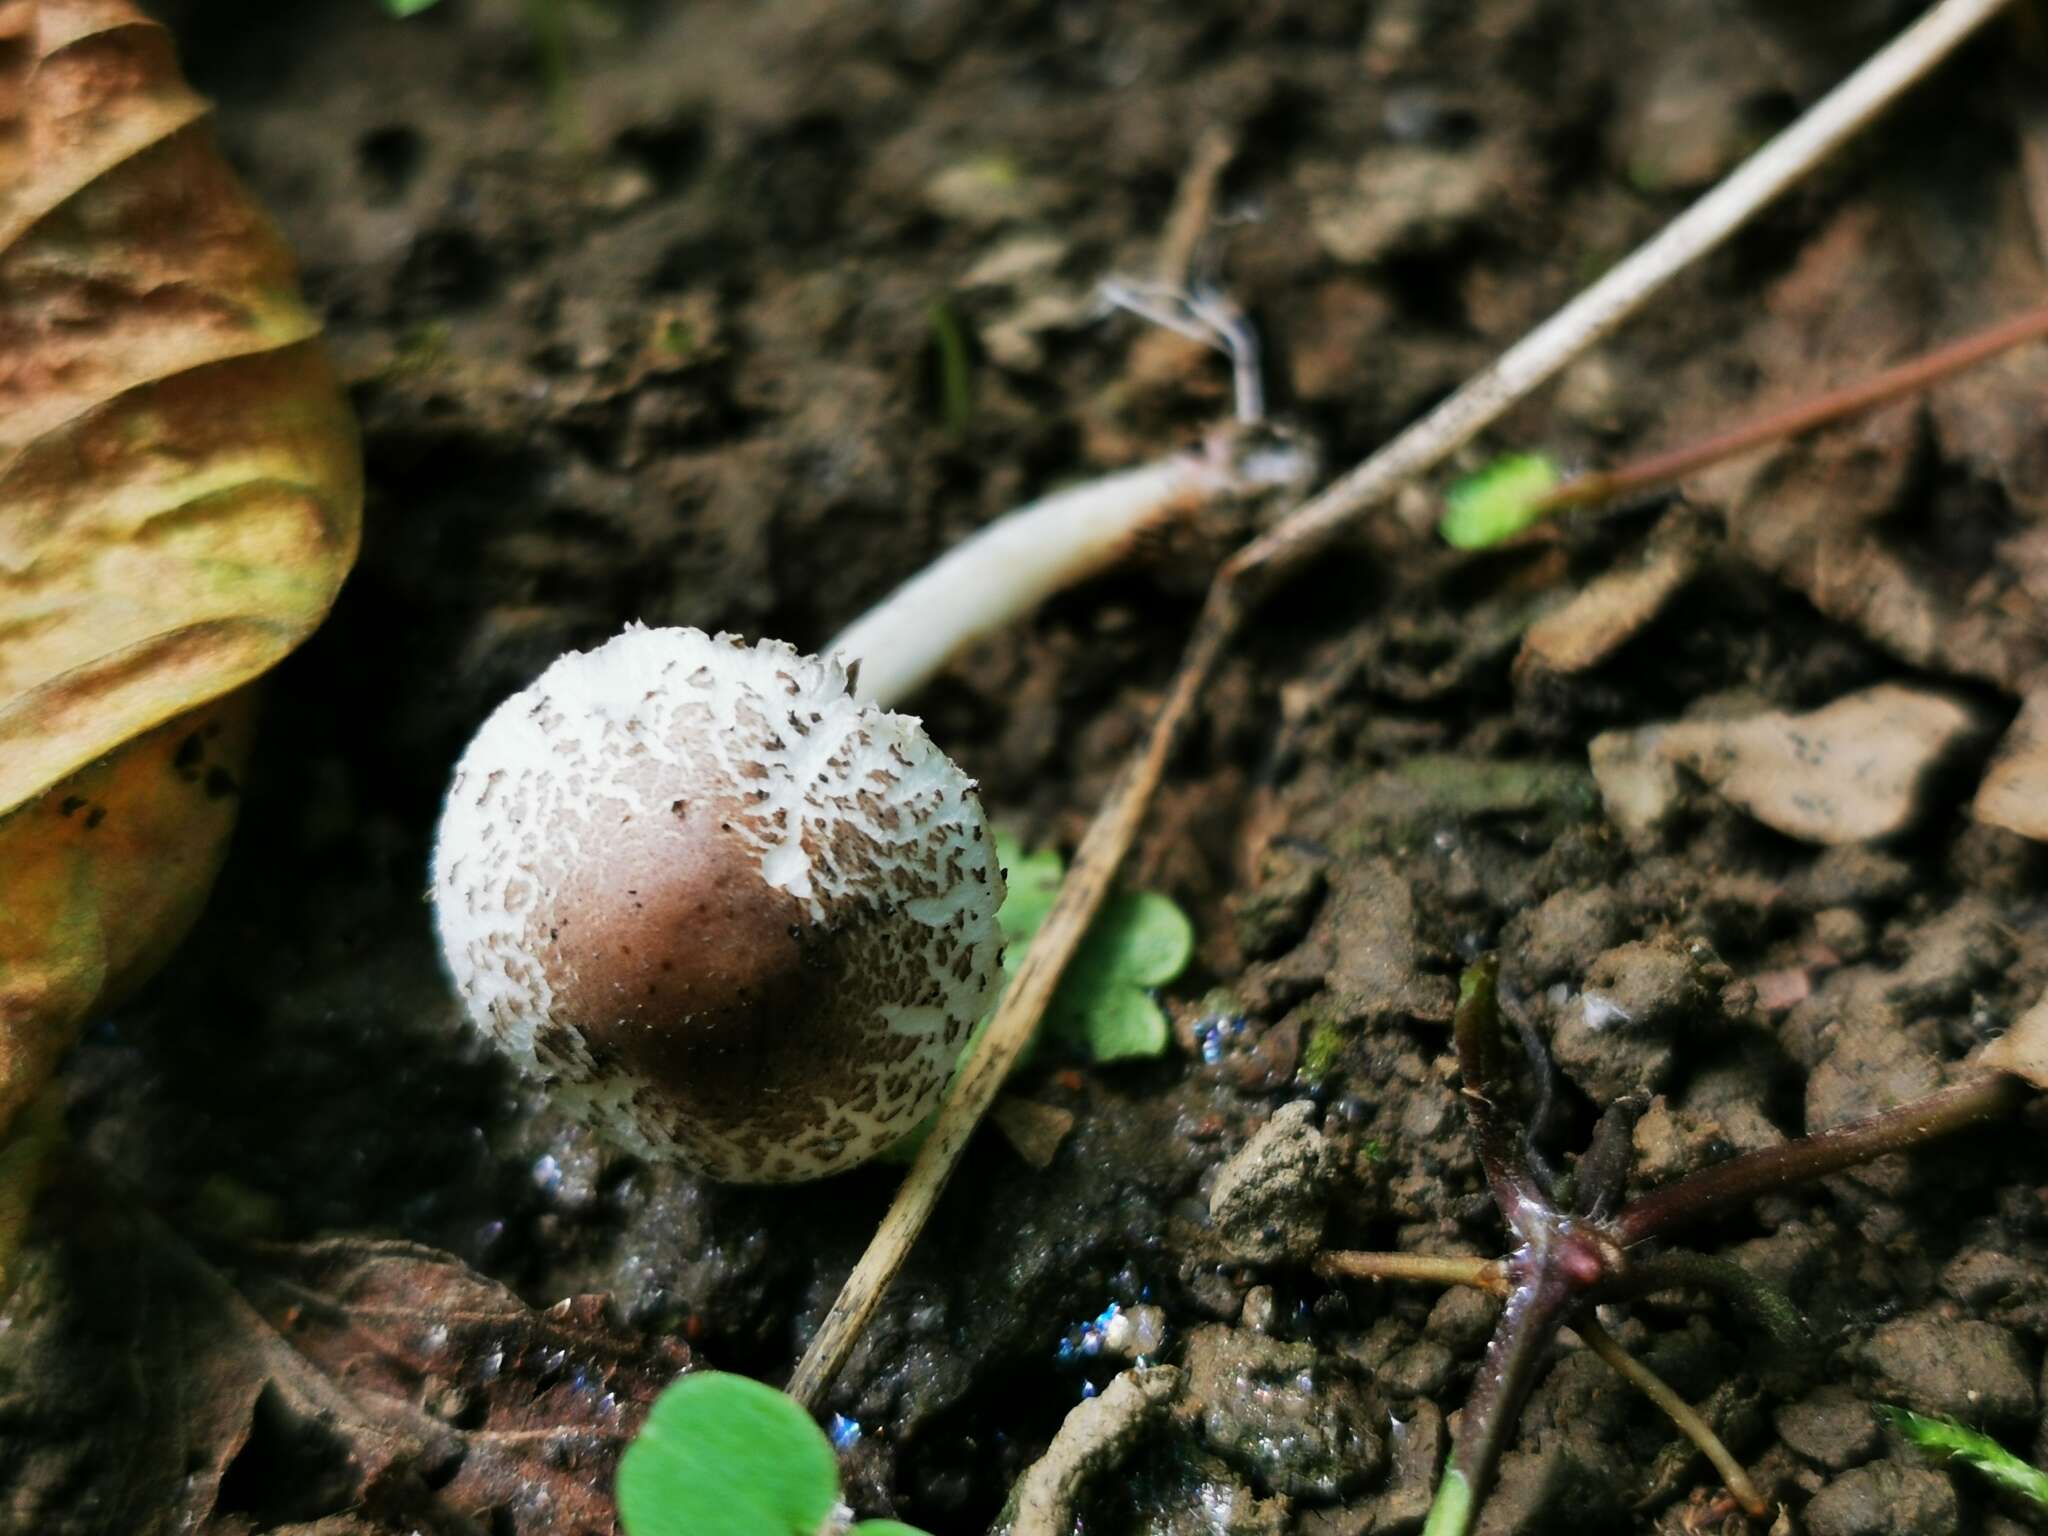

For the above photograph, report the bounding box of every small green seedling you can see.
[381,0,441,14]
[618,1371,932,1536]
[883,834,1192,1162]
[1438,452,1562,550]
[1881,1406,2048,1508]
[997,830,1193,1062]
[925,301,975,438]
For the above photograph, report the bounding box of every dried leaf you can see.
[1515,514,1704,679]
[240,1238,692,1534]
[1973,685,2048,842]
[3,1,359,811]
[0,2,360,1131]
[0,1168,691,1536]
[1702,208,2048,693]
[0,1094,61,1299]
[1980,994,2048,1091]
[0,691,253,1133]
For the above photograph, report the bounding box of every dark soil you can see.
[12,0,2048,1533]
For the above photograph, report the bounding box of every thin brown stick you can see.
[1577,1316,1769,1518]
[1536,301,2048,514]
[1316,1250,1511,1293]
[789,604,1237,1409]
[785,0,2017,1410]
[1154,126,1239,289]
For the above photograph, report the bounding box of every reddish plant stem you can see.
[1453,957,1550,1237]
[1536,301,2048,515]
[1438,1264,1578,1521]
[1613,1072,2021,1248]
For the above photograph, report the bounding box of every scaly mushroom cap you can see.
[430,625,1005,1182]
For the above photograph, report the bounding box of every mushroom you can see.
[431,285,1309,1181]
[430,625,1005,1183]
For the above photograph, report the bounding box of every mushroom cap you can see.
[430,625,1005,1182]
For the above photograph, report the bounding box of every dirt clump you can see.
[1802,1460,1960,1536]
[1181,1325,1386,1503]
[1857,1313,2037,1426]
[1208,1100,1335,1266]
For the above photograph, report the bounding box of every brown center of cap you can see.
[538,798,867,1140]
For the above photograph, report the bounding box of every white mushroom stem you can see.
[827,425,1315,707]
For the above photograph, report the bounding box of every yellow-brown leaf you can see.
[0,0,361,819]
[0,1,361,1146]
[0,691,255,1134]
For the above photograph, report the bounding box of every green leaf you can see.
[1421,1467,1476,1536]
[1057,984,1168,1061]
[616,1373,839,1536]
[926,300,975,437]
[1045,888,1192,1060]
[880,833,1192,1160]
[996,830,1064,956]
[993,834,1193,1063]
[850,1524,937,1536]
[1879,1406,2048,1508]
[1439,452,1561,550]
[1090,890,1194,987]
[382,0,444,15]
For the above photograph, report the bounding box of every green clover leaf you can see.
[995,830,1193,1063]
[618,1372,935,1536]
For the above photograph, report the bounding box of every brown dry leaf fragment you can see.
[239,1238,691,1535]
[1723,420,2048,693]
[0,1170,690,1536]
[990,1094,1077,1169]
[1594,684,1995,845]
[1972,684,2048,841]
[1979,993,2048,1090]
[0,1,359,1135]
[1515,512,1704,680]
[0,1165,404,1536]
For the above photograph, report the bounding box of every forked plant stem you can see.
[1426,1267,1578,1535]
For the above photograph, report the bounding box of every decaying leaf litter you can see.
[0,0,360,1180]
[6,0,2048,1533]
